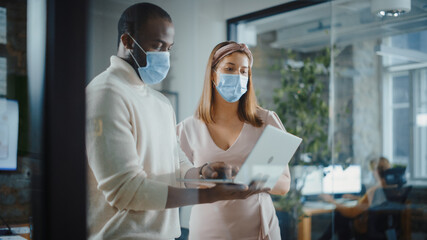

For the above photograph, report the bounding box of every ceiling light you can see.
[371,0,411,17]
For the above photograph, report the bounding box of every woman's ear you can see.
[211,69,218,85]
[121,34,133,50]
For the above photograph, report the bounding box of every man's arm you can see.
[172,158,264,209]
[165,183,267,209]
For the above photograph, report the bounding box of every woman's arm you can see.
[270,166,291,195]
[320,194,370,218]
[266,110,291,195]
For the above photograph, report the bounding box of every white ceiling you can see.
[242,0,427,52]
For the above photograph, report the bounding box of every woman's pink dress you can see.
[177,108,289,240]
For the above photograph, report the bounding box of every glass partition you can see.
[230,0,427,239]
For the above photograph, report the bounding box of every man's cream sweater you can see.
[86,56,192,240]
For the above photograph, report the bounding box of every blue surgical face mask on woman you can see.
[127,34,170,85]
[213,72,248,103]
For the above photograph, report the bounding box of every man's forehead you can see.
[138,17,174,42]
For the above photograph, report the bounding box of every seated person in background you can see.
[366,158,382,188]
[317,157,391,240]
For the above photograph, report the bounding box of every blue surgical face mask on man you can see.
[213,72,248,103]
[127,34,170,85]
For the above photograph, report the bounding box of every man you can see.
[86,3,266,240]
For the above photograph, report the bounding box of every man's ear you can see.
[121,33,133,50]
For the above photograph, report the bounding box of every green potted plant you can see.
[270,47,331,240]
[273,185,305,239]
[272,48,331,166]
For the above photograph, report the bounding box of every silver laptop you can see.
[177,125,302,188]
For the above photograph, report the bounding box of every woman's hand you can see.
[207,182,270,202]
[201,162,239,179]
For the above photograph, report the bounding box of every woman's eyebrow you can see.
[224,62,248,68]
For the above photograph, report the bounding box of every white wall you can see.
[88,0,291,122]
[27,0,46,153]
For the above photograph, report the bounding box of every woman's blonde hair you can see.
[377,157,391,178]
[196,41,263,127]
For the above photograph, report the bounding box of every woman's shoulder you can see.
[177,115,204,131]
[256,107,280,122]
[256,107,286,130]
[256,107,271,121]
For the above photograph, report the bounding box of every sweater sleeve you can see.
[175,123,193,180]
[86,86,168,211]
[176,121,194,164]
[175,121,195,188]
[266,110,291,195]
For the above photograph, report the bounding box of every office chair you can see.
[363,168,412,240]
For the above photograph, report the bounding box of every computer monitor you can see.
[299,164,362,196]
[299,166,324,195]
[323,165,362,194]
[0,99,19,171]
[383,167,407,187]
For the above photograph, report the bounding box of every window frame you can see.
[383,67,427,181]
[226,0,328,41]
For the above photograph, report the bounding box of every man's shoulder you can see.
[87,69,127,94]
[87,70,107,88]
[144,89,173,109]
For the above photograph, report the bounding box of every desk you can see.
[298,207,334,240]
[298,201,358,240]
[0,224,30,240]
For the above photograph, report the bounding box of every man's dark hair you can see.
[117,2,172,47]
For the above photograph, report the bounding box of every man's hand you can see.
[200,162,239,179]
[167,181,270,208]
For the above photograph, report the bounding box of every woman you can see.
[177,41,291,240]
[318,157,392,240]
